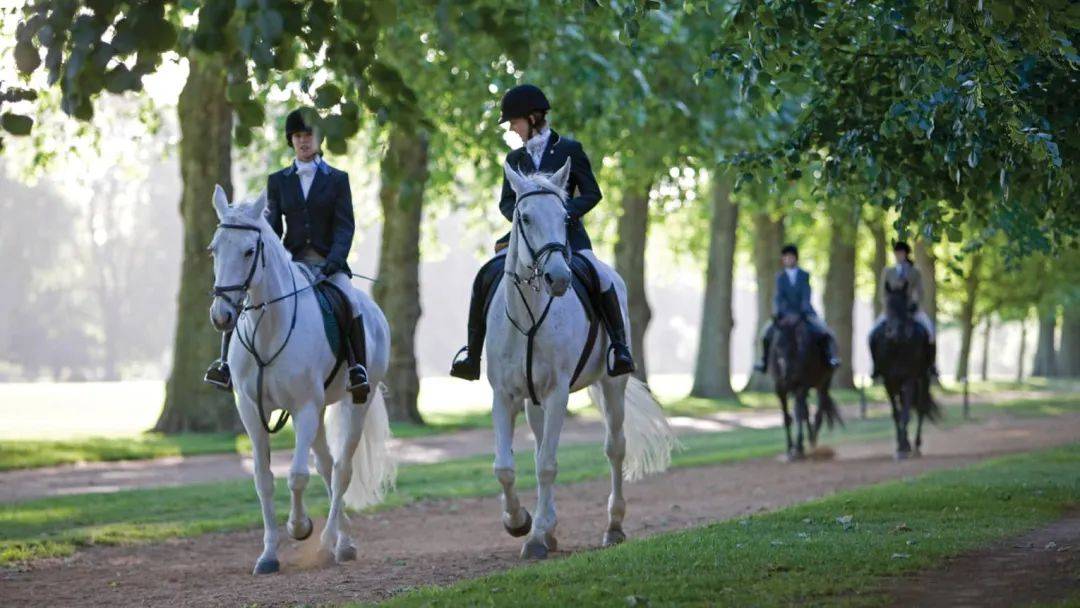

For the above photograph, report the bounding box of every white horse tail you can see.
[590,377,679,482]
[327,383,398,510]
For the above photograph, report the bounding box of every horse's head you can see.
[503,159,573,297]
[207,185,270,331]
[884,279,912,336]
[772,313,808,380]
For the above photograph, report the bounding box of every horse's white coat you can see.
[485,163,676,556]
[208,185,395,573]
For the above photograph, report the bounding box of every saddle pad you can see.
[297,264,348,360]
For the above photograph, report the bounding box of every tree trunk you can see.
[824,206,858,389]
[955,253,983,381]
[1060,302,1080,377]
[980,316,992,381]
[373,126,429,424]
[1032,308,1057,377]
[868,215,888,319]
[155,52,238,433]
[744,211,784,392]
[690,173,737,399]
[613,185,652,382]
[1016,318,1027,383]
[914,239,938,329]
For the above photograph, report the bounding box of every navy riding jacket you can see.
[495,130,602,252]
[773,268,818,318]
[266,158,354,275]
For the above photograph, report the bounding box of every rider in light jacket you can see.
[870,241,937,378]
[449,84,635,380]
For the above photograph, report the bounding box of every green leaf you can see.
[14,41,41,74]
[315,83,342,109]
[1,113,34,136]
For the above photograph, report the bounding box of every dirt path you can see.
[886,513,1080,607]
[2,413,1078,608]
[1,389,1056,503]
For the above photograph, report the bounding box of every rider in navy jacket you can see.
[755,244,841,372]
[205,108,370,401]
[450,84,635,381]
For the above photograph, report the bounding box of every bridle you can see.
[504,187,572,405]
[212,223,266,314]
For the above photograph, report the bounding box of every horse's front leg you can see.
[522,386,569,560]
[793,389,809,458]
[286,403,319,543]
[778,390,795,460]
[895,384,913,459]
[914,410,925,456]
[493,391,530,537]
[237,396,280,575]
[599,378,628,547]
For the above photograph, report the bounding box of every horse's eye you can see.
[521,215,531,225]
[244,248,255,257]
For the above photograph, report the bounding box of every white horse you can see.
[487,161,678,559]
[207,186,395,575]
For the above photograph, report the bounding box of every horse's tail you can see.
[590,377,679,482]
[327,383,398,510]
[917,375,942,422]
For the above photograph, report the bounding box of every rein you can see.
[212,221,315,434]
[504,188,574,406]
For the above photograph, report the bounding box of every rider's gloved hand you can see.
[322,259,343,277]
[908,302,918,313]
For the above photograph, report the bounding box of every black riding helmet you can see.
[499,84,550,123]
[893,241,912,255]
[284,108,314,146]
[781,244,799,258]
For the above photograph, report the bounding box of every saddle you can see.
[298,264,350,385]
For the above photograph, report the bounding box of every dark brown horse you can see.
[870,282,940,459]
[768,314,843,460]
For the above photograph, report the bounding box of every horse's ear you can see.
[212,184,230,219]
[503,160,528,194]
[551,157,571,191]
[249,190,268,220]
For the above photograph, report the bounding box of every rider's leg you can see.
[450,254,506,380]
[808,314,841,369]
[869,315,885,378]
[577,250,634,376]
[915,310,938,376]
[327,272,370,401]
[203,331,233,390]
[754,322,774,372]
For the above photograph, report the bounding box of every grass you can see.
[363,443,1080,608]
[0,414,902,565]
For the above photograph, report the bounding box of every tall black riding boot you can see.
[927,342,939,378]
[754,325,773,372]
[203,331,233,391]
[450,255,505,380]
[598,287,635,377]
[823,334,842,369]
[346,315,371,403]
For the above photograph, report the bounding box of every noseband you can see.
[509,188,571,291]
[212,223,266,313]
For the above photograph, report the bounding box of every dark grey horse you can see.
[768,314,843,460]
[870,281,940,459]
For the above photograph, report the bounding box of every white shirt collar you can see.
[295,154,321,174]
[785,266,799,283]
[525,127,552,162]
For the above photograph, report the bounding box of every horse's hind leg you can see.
[286,403,319,543]
[236,397,280,575]
[523,387,569,560]
[311,415,347,542]
[323,398,366,563]
[494,393,530,538]
[599,378,628,547]
[914,411,925,457]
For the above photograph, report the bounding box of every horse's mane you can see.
[219,199,292,267]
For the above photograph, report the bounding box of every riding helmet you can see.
[498,84,550,123]
[285,108,314,145]
[893,241,912,254]
[781,244,799,258]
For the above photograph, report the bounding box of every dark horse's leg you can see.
[778,390,795,460]
[793,388,810,458]
[895,381,914,459]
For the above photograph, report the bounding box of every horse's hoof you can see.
[912,448,922,458]
[504,509,532,538]
[287,516,314,541]
[335,542,358,563]
[894,450,911,461]
[544,531,558,552]
[521,539,548,560]
[603,527,626,547]
[252,557,280,575]
[785,449,805,462]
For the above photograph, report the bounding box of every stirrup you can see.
[450,346,482,381]
[203,361,232,391]
[347,364,370,402]
[606,344,635,377]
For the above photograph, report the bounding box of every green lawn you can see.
[3,378,1074,471]
[364,443,1080,608]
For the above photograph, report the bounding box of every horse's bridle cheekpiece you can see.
[212,223,266,313]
